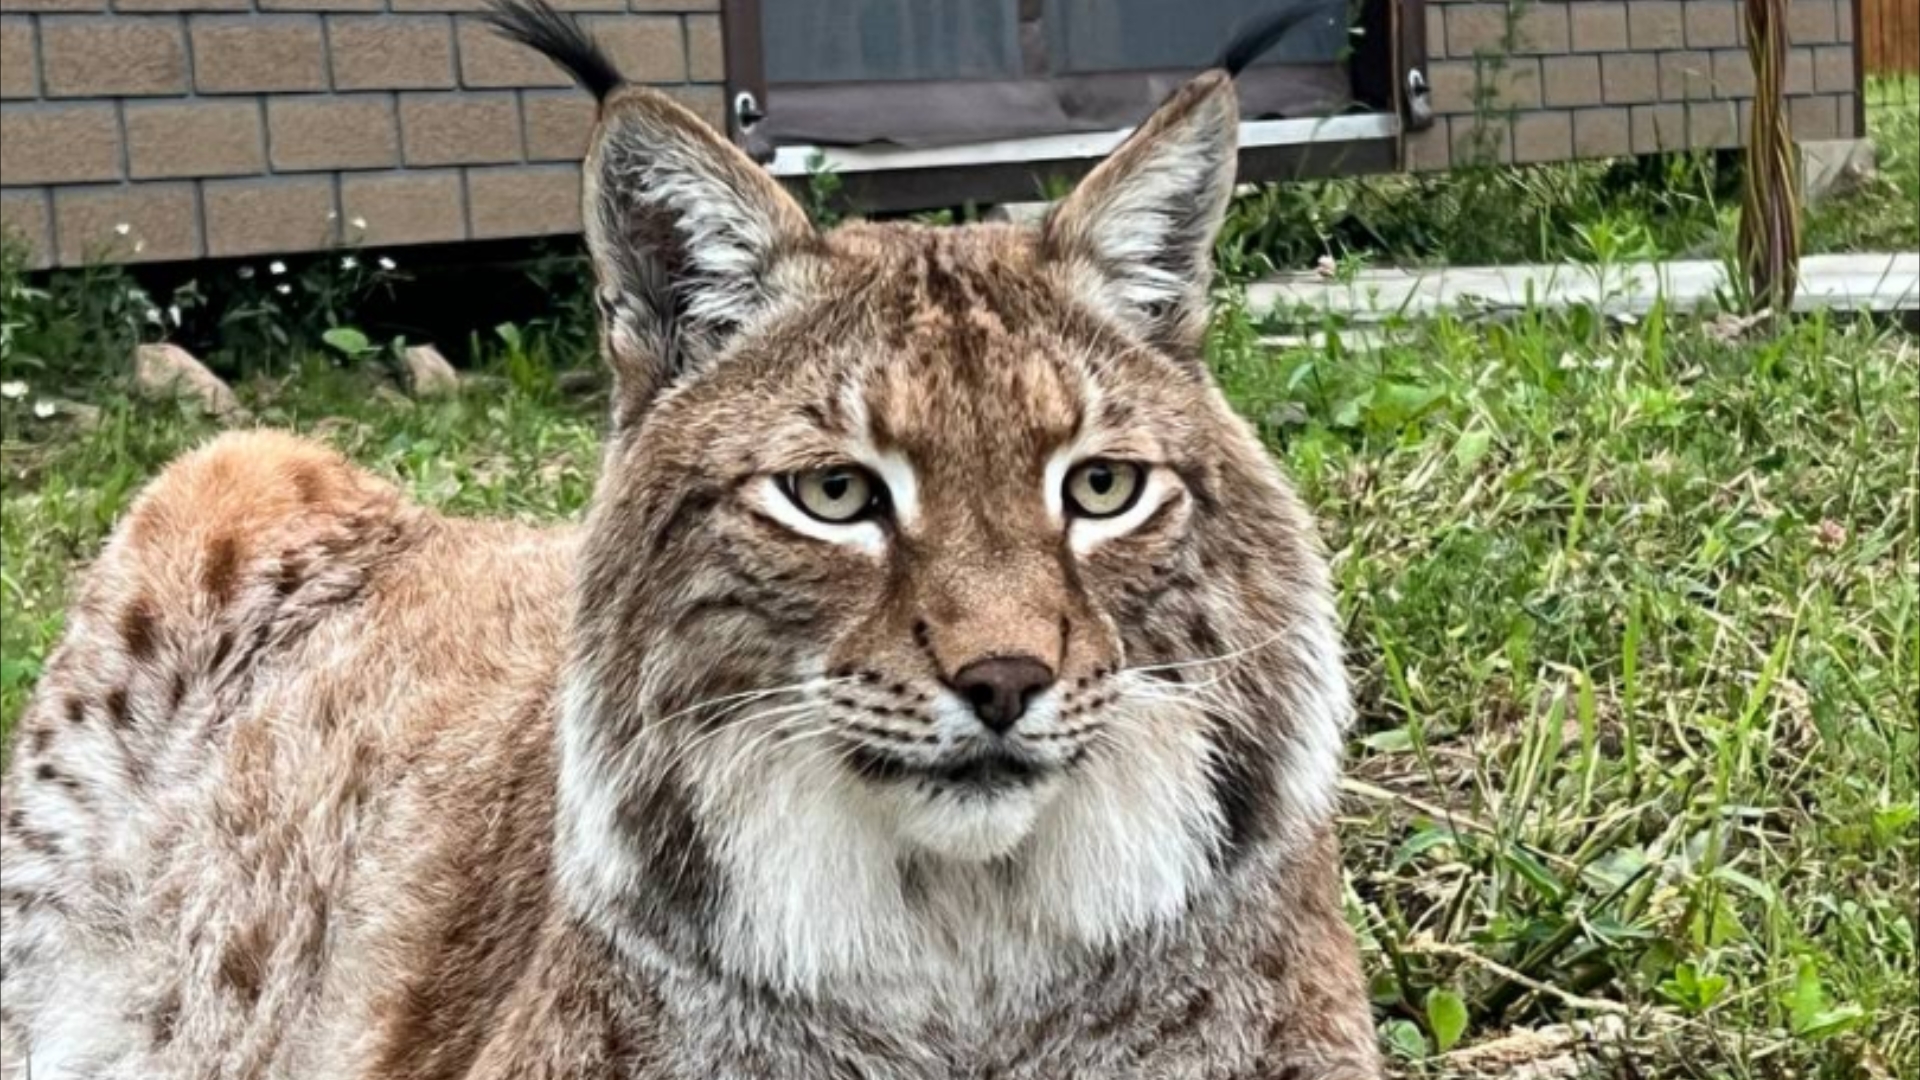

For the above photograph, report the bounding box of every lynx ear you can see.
[486,0,815,420]
[1042,72,1240,356]
[584,88,816,414]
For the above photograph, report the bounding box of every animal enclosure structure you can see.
[0,0,1868,268]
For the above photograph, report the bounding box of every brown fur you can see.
[0,45,1379,1080]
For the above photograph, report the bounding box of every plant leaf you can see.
[1426,988,1469,1052]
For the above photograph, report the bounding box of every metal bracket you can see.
[1405,67,1435,130]
[733,90,766,132]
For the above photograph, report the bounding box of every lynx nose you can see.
[950,656,1055,734]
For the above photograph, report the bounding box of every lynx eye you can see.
[786,466,885,524]
[1064,460,1144,519]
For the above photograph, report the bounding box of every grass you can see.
[4,289,1913,1077]
[1214,77,1919,277]
[3,85,1917,1075]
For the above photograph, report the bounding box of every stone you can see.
[402,344,460,397]
[133,343,244,417]
[1800,137,1876,203]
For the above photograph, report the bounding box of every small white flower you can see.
[327,210,340,221]
[352,217,369,231]
[133,239,147,254]
[269,260,288,275]
[377,256,396,271]
[276,283,292,295]
[167,304,183,326]
[237,265,256,280]
[114,223,132,237]
[32,400,57,419]
[341,256,359,270]
[0,380,28,400]
[144,306,164,326]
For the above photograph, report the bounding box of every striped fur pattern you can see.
[0,17,1381,1078]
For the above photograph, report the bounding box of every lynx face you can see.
[540,52,1349,1001]
[588,223,1240,864]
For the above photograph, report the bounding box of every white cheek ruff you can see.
[1068,468,1173,555]
[752,476,887,556]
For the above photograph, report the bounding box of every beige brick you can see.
[1542,55,1602,107]
[524,90,595,160]
[1712,49,1756,98]
[1445,4,1510,55]
[1789,92,1839,139]
[268,96,400,170]
[54,183,198,263]
[1812,44,1852,92]
[341,171,465,246]
[0,19,36,98]
[330,16,456,89]
[0,104,121,184]
[1403,124,1451,171]
[126,100,265,178]
[1786,47,1815,93]
[1628,1,1685,48]
[391,0,486,11]
[1570,2,1628,51]
[1631,102,1688,152]
[1426,59,1478,113]
[1688,100,1741,147]
[1601,52,1660,103]
[662,83,725,132]
[1835,93,1857,137]
[41,17,188,96]
[627,0,716,9]
[1451,115,1512,164]
[1513,4,1569,53]
[261,0,382,9]
[1836,0,1852,39]
[467,164,581,238]
[1660,50,1714,101]
[1431,58,1540,110]
[1787,0,1836,43]
[1512,109,1572,162]
[1686,1,1742,47]
[543,0,625,9]
[587,15,685,81]
[1426,4,1445,55]
[457,16,570,86]
[203,175,336,256]
[191,17,327,93]
[1572,107,1632,157]
[0,190,52,268]
[400,92,521,164]
[0,0,102,13]
[115,0,248,11]
[687,13,723,80]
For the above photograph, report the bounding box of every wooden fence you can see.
[1861,0,1920,73]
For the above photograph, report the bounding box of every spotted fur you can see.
[0,13,1380,1077]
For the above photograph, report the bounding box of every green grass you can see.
[4,294,1913,1076]
[1214,296,1917,1074]
[1215,76,1920,276]
[5,88,1919,1067]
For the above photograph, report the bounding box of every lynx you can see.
[0,3,1381,1076]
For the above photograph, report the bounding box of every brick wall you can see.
[0,1,1867,267]
[1405,0,1859,169]
[0,0,722,268]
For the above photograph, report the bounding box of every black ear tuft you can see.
[483,0,623,101]
[1211,2,1324,77]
